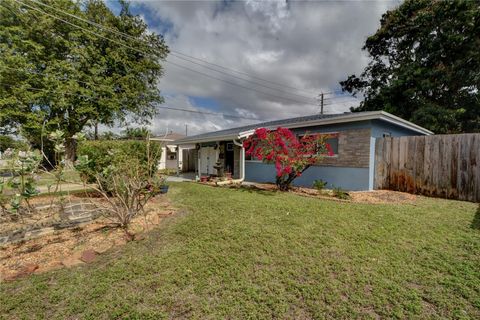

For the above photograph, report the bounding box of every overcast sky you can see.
[106,0,398,136]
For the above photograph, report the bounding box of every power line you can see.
[323,95,358,103]
[164,60,318,106]
[156,106,262,121]
[13,0,322,107]
[168,53,315,101]
[0,81,265,121]
[3,62,359,108]
[23,0,346,99]
[3,61,359,109]
[170,51,330,97]
[5,1,359,116]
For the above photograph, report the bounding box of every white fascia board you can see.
[177,111,433,144]
[241,111,433,137]
[174,134,238,145]
[378,111,434,135]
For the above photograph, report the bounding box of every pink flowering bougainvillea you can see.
[243,127,334,191]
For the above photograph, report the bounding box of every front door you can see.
[200,147,216,175]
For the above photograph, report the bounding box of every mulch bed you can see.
[200,181,418,204]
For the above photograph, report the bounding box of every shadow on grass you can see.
[471,205,480,230]
[234,185,277,197]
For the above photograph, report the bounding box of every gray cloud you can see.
[127,0,397,136]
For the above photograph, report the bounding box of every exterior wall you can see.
[159,144,195,171]
[245,121,374,190]
[186,119,429,190]
[245,162,370,190]
[158,146,167,170]
[370,119,425,138]
[319,128,371,168]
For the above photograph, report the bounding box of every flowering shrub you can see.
[243,127,334,191]
[1,149,42,218]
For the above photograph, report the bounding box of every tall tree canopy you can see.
[0,0,168,159]
[340,0,480,134]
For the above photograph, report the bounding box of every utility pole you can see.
[185,124,188,136]
[317,93,324,115]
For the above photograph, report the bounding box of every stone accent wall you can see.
[1,203,102,246]
[319,128,371,168]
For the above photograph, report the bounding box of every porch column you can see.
[240,144,245,180]
[197,148,201,177]
[233,139,245,181]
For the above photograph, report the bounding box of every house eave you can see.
[174,134,239,145]
[238,111,433,138]
[174,111,433,144]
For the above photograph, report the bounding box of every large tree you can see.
[340,0,480,134]
[0,0,168,160]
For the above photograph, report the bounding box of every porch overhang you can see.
[174,134,239,145]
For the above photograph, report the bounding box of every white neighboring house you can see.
[150,132,194,171]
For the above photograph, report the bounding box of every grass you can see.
[35,169,82,186]
[1,183,479,319]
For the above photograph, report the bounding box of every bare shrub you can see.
[76,138,165,238]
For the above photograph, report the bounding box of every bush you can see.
[332,186,350,200]
[91,159,166,236]
[76,140,162,184]
[312,179,328,192]
[75,141,165,237]
[0,135,28,153]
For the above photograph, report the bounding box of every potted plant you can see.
[157,176,169,194]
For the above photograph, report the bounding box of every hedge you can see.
[76,140,162,183]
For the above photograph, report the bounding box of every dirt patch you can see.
[349,190,417,204]
[237,183,417,204]
[0,195,175,281]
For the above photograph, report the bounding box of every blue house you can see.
[174,111,432,190]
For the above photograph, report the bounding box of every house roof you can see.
[151,132,186,142]
[174,111,433,144]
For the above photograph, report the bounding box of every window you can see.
[325,136,339,156]
[167,148,176,160]
[297,132,339,156]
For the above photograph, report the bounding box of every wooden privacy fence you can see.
[375,134,480,202]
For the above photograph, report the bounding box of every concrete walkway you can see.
[165,172,196,182]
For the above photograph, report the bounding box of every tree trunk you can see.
[64,137,77,164]
[94,122,99,140]
[275,165,311,191]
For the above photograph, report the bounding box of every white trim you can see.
[175,111,433,144]
[238,112,433,138]
[176,134,238,145]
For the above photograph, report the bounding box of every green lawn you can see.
[35,169,82,186]
[1,183,479,319]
